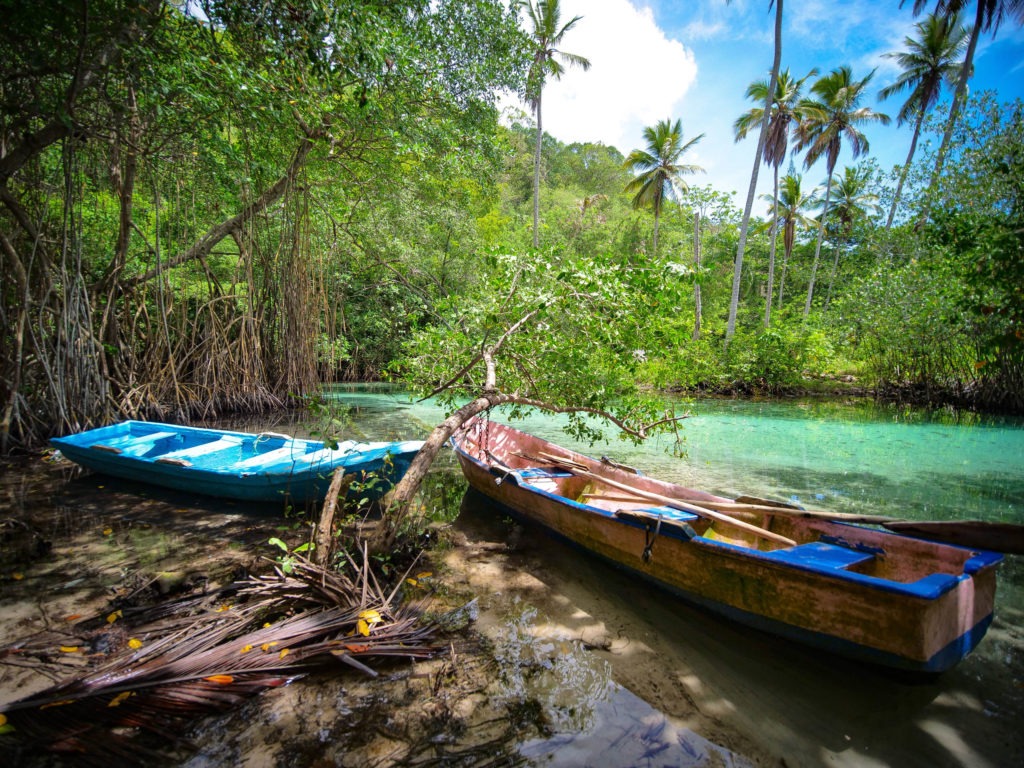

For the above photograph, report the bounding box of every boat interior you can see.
[465,430,986,589]
[83,424,357,471]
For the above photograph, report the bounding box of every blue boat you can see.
[50,421,424,504]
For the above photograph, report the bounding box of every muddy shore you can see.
[2,454,1022,767]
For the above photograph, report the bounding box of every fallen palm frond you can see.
[0,547,446,765]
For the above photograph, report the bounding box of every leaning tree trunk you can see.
[372,393,511,553]
[885,107,925,231]
[764,162,781,327]
[920,4,982,225]
[726,0,783,342]
[692,212,702,341]
[532,90,543,249]
[804,172,833,318]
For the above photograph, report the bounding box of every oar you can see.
[537,454,796,547]
[736,495,1024,553]
[617,490,1024,554]
[878,520,1024,555]
[581,492,897,523]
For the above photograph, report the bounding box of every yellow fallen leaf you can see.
[108,691,134,707]
[204,675,234,684]
[59,646,80,653]
[261,641,279,652]
[103,528,113,536]
[107,610,122,624]
[12,573,23,581]
[128,638,143,650]
[215,604,231,613]
[406,578,418,587]
[357,619,370,636]
[263,622,272,628]
[416,571,433,580]
[240,644,253,654]
[358,609,382,624]
[279,648,290,659]
[40,699,75,709]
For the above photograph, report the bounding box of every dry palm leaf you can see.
[0,546,448,765]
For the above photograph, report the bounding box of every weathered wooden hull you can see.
[52,421,424,504]
[451,419,1002,674]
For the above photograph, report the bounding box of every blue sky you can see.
[519,0,1024,204]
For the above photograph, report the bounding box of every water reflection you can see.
[3,387,1023,767]
[520,685,750,767]
[485,599,750,767]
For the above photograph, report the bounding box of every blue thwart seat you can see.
[762,541,874,569]
[517,467,575,480]
[231,446,301,470]
[158,436,242,460]
[91,431,177,456]
[634,505,700,523]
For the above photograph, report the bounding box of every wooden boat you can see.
[51,421,424,504]
[451,418,1003,674]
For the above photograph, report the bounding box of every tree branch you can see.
[118,132,320,290]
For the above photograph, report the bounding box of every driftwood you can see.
[314,470,354,566]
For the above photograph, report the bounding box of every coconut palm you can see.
[764,172,819,309]
[726,0,784,341]
[735,67,817,326]
[623,118,705,256]
[522,0,591,248]
[796,66,890,317]
[907,1,1024,207]
[880,12,969,229]
[823,165,881,308]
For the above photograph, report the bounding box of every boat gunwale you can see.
[453,441,1001,601]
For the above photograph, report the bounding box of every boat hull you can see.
[451,419,1001,674]
[52,421,424,504]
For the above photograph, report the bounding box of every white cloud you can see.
[525,0,698,155]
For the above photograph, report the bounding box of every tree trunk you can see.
[764,162,780,327]
[692,212,702,341]
[778,239,792,309]
[120,133,319,290]
[374,394,510,552]
[886,107,925,230]
[824,239,843,311]
[726,0,783,342]
[533,90,543,249]
[314,471,354,567]
[804,172,833,318]
[921,4,982,224]
[652,208,660,257]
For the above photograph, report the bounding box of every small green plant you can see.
[267,537,315,574]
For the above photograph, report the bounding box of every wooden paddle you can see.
[581,492,898,523]
[524,450,1022,554]
[734,495,1024,553]
[535,452,797,547]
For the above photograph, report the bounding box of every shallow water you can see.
[2,387,1023,766]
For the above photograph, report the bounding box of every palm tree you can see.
[726,0,784,342]
[522,0,591,249]
[907,1,1024,212]
[623,118,704,256]
[823,165,881,308]
[796,66,890,317]
[735,67,817,326]
[764,172,819,309]
[879,12,968,229]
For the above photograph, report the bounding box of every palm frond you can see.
[0,548,446,765]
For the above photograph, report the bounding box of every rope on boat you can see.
[642,517,662,563]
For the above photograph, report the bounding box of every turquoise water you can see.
[324,386,1024,526]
